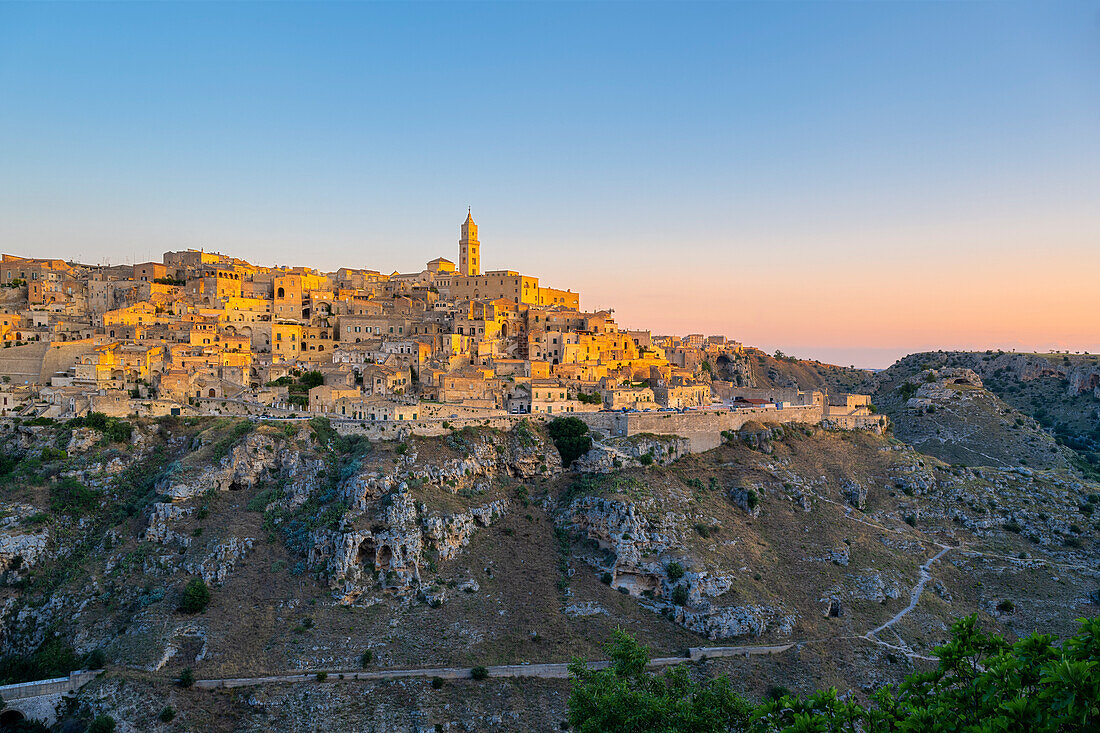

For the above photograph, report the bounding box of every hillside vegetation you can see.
[0,410,1095,730]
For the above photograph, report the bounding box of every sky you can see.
[1,1,1098,369]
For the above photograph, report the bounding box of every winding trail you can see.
[866,544,953,639]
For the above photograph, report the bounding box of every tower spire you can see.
[459,209,480,276]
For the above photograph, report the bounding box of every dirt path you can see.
[193,643,795,690]
[865,543,952,640]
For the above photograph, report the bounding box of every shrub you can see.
[431,676,444,689]
[639,452,654,466]
[177,668,194,688]
[546,417,592,468]
[0,637,83,685]
[671,584,689,606]
[88,715,116,733]
[666,562,685,582]
[179,578,211,614]
[316,671,328,681]
[568,617,1100,732]
[50,478,97,515]
[996,599,1015,613]
[360,650,373,667]
[299,370,324,390]
[159,706,176,723]
[84,648,106,669]
[471,666,489,680]
[766,684,792,701]
[600,572,612,585]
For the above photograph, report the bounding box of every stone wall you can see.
[330,405,828,453]
[616,406,822,451]
[0,341,94,385]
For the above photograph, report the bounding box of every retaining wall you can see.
[330,405,832,453]
[0,670,100,701]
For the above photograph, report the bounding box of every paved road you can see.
[193,644,795,690]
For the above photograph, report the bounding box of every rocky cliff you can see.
[0,413,1095,731]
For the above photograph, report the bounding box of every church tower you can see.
[459,208,480,277]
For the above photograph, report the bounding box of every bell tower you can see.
[459,208,480,276]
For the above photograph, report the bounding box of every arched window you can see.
[277,287,285,298]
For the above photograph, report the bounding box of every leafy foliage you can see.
[568,629,751,733]
[87,715,116,733]
[547,417,592,468]
[208,419,254,462]
[49,478,97,515]
[0,637,102,685]
[68,412,132,443]
[178,577,211,614]
[569,616,1100,732]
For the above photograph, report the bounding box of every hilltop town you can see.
[0,217,1094,731]
[0,213,879,444]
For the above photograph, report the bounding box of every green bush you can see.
[177,667,194,688]
[547,417,592,468]
[431,676,444,689]
[0,637,83,685]
[569,616,1100,732]
[49,478,97,515]
[471,666,489,681]
[568,629,751,732]
[360,650,373,667]
[178,578,211,614]
[666,562,684,582]
[158,706,176,723]
[88,715,116,733]
[671,584,689,606]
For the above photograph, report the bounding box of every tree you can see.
[547,417,592,468]
[567,629,751,733]
[568,617,1100,732]
[178,578,211,614]
[177,668,194,688]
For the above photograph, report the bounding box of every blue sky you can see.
[1,1,1098,367]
